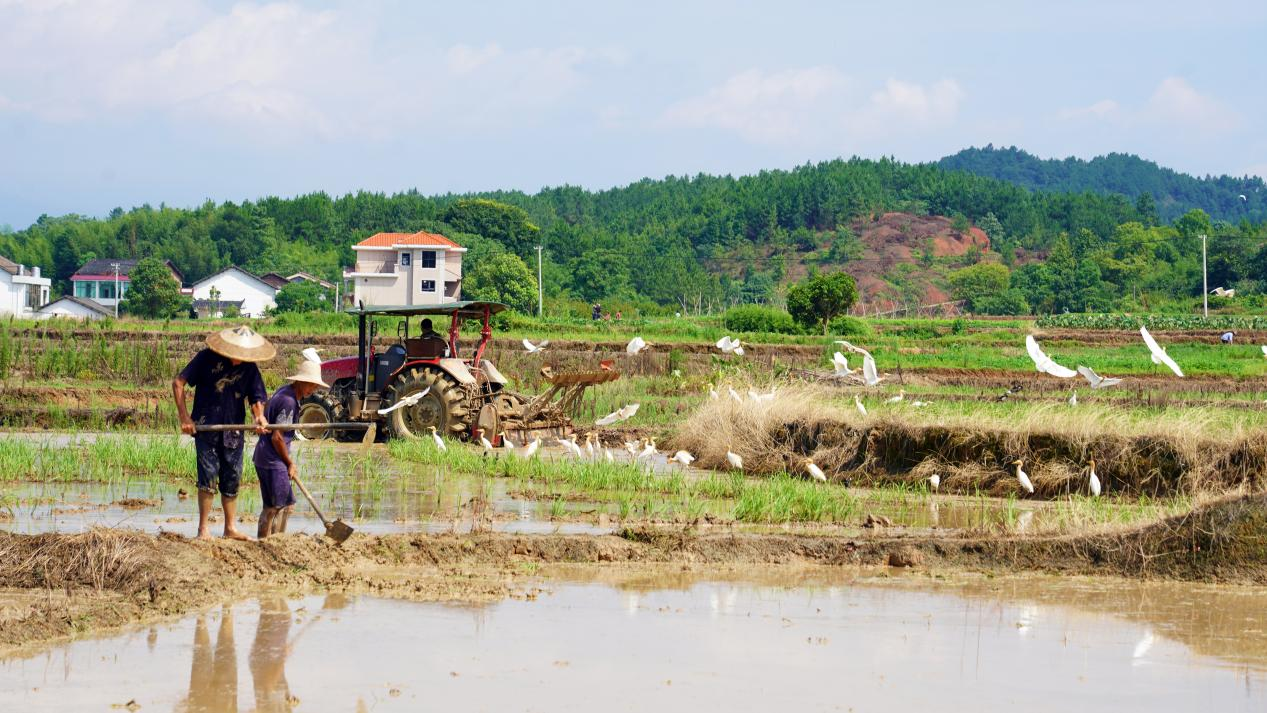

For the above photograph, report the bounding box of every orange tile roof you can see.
[355,231,460,248]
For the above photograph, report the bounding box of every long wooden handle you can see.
[290,472,330,528]
[195,422,371,432]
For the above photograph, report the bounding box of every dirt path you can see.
[2,492,1263,655]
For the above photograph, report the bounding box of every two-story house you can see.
[345,231,464,307]
[70,259,184,312]
[0,256,51,317]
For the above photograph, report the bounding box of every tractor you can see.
[296,301,618,443]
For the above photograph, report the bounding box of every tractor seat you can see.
[404,337,447,358]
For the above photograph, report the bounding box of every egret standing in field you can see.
[728,386,743,403]
[726,451,744,471]
[584,434,596,460]
[522,437,541,459]
[429,426,447,453]
[637,439,657,460]
[805,460,827,482]
[476,428,494,456]
[1011,459,1034,494]
[671,450,695,466]
[885,390,906,404]
[1088,458,1102,497]
[855,395,868,417]
[928,473,941,492]
[1140,325,1184,377]
[499,431,517,455]
[1068,391,1078,406]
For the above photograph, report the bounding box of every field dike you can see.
[669,387,1267,498]
[2,492,1265,653]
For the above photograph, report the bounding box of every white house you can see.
[70,258,183,312]
[37,295,112,321]
[0,256,51,317]
[345,231,464,307]
[189,266,278,318]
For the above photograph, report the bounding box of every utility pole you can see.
[536,245,543,317]
[1201,234,1208,319]
[110,262,121,318]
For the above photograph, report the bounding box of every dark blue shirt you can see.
[253,384,299,470]
[179,348,267,426]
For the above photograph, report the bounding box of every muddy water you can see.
[2,572,1264,712]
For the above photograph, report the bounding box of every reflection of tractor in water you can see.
[298,302,618,442]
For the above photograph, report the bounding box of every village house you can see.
[0,256,52,317]
[345,231,464,307]
[37,295,112,321]
[70,259,183,312]
[189,266,279,318]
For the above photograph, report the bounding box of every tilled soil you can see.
[2,492,1263,655]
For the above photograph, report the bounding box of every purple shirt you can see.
[253,384,298,470]
[179,348,267,426]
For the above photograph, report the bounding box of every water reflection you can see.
[180,607,238,713]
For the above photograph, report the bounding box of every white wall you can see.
[38,299,105,321]
[0,267,52,317]
[191,269,277,317]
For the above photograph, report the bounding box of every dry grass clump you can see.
[0,528,158,592]
[672,383,843,473]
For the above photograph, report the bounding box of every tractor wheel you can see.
[297,391,358,442]
[384,367,470,439]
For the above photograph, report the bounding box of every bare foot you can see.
[223,529,252,542]
[196,529,214,541]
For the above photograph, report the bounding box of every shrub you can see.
[723,305,800,334]
[827,315,872,337]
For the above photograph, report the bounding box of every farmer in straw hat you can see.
[253,358,328,538]
[173,326,275,540]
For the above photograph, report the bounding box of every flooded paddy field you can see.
[2,569,1264,712]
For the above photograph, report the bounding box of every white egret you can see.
[806,461,827,482]
[522,339,550,354]
[1140,325,1184,377]
[855,395,868,417]
[928,473,940,492]
[604,448,615,463]
[838,341,881,386]
[1261,345,1267,359]
[376,387,430,416]
[1211,287,1235,298]
[637,439,657,460]
[670,450,695,466]
[522,437,541,458]
[624,440,639,457]
[716,336,745,356]
[884,390,906,404]
[748,388,776,403]
[626,336,649,355]
[831,352,855,377]
[1069,391,1078,406]
[429,426,447,453]
[500,431,517,452]
[301,347,322,363]
[1025,335,1077,378]
[558,437,581,458]
[596,403,640,426]
[1077,365,1123,389]
[911,400,930,408]
[1238,194,1248,202]
[1011,459,1034,494]
[726,451,744,470]
[476,428,494,455]
[709,388,720,400]
[584,434,596,459]
[1088,458,1101,497]
[728,387,743,403]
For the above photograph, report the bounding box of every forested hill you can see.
[937,146,1266,223]
[3,155,1265,316]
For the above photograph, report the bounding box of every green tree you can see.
[463,253,538,313]
[443,199,540,257]
[272,281,331,313]
[785,271,858,334]
[120,257,188,318]
[947,262,1010,311]
[569,250,632,302]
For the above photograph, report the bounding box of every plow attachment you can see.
[489,367,621,442]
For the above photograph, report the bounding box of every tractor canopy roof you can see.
[345,301,509,319]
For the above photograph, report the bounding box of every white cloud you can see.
[662,69,963,145]
[1146,76,1243,133]
[1057,99,1122,122]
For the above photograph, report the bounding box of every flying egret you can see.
[885,390,906,404]
[1088,458,1101,497]
[837,341,881,386]
[522,437,541,458]
[637,439,657,460]
[1077,365,1123,389]
[855,395,868,417]
[1211,286,1235,298]
[726,451,744,470]
[1239,194,1248,201]
[928,473,940,492]
[1011,459,1034,494]
[476,428,494,455]
[301,347,322,363]
[376,387,430,416]
[597,403,640,426]
[626,336,649,355]
[1140,325,1184,377]
[1069,391,1078,406]
[429,426,447,453]
[522,339,550,353]
[806,461,827,482]
[670,450,695,466]
[1025,335,1078,378]
[716,336,744,355]
[831,352,855,377]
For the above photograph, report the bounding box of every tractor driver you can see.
[418,318,448,356]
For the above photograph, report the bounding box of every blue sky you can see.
[1,0,1264,228]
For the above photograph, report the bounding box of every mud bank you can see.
[2,493,1263,654]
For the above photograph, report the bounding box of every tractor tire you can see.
[384,367,470,439]
[297,391,359,442]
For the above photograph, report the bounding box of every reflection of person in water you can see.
[250,598,294,713]
[181,606,238,713]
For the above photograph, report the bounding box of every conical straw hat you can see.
[286,359,330,388]
[206,325,276,362]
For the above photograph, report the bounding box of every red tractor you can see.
[297,301,617,442]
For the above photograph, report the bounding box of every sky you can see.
[1,0,1265,229]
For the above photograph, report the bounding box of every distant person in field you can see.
[253,359,327,538]
[592,303,601,320]
[615,310,623,321]
[1221,331,1234,344]
[173,326,273,541]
